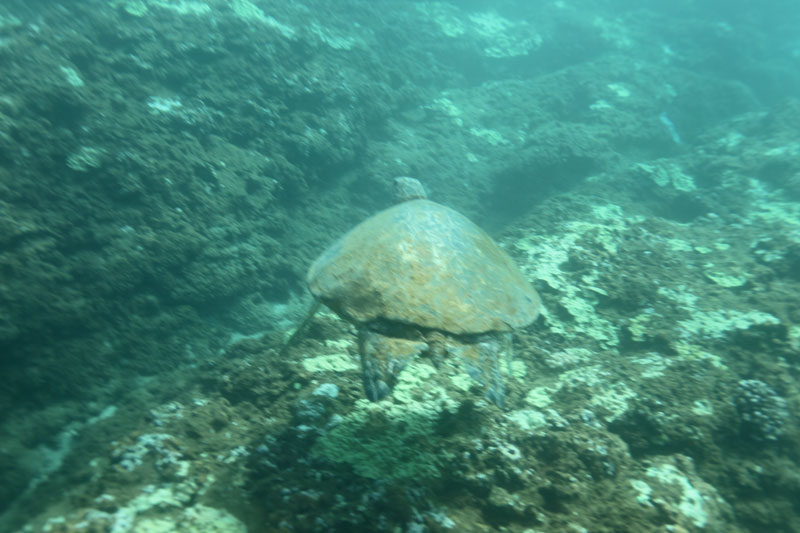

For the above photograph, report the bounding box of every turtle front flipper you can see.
[359,329,427,401]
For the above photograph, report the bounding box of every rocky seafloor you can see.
[0,1,798,532]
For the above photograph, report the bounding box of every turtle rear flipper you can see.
[359,330,427,401]
[450,333,512,407]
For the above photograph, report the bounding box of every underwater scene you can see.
[1,0,799,531]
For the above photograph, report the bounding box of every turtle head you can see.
[393,176,428,202]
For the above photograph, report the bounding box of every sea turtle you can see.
[300,177,540,406]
